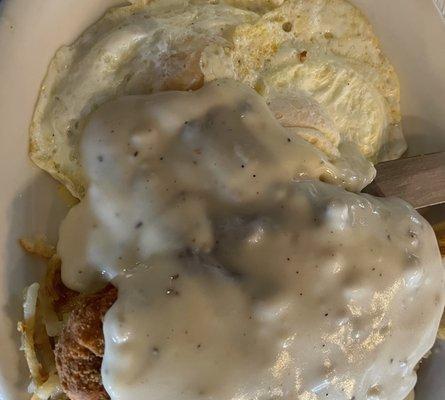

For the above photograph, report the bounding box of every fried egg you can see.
[29,0,405,199]
[203,0,405,160]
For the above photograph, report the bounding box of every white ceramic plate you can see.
[0,1,444,399]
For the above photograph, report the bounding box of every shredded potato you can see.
[18,281,63,400]
[19,239,75,399]
[31,372,65,400]
[18,283,46,385]
[19,238,56,259]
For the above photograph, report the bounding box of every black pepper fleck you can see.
[299,50,308,62]
[135,221,143,229]
[133,151,139,157]
[97,155,104,162]
[282,21,292,32]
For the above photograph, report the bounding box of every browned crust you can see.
[55,285,117,400]
[44,256,79,315]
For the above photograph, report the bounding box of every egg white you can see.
[30,0,405,199]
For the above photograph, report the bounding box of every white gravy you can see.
[57,79,444,400]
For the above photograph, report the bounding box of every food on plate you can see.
[55,285,117,400]
[29,0,405,199]
[19,1,443,400]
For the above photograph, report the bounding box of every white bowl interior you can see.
[0,1,443,399]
